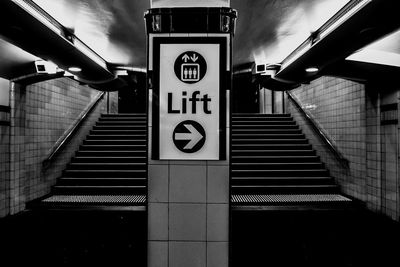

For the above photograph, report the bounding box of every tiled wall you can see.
[0,77,116,217]
[287,77,367,200]
[286,76,400,221]
[0,124,9,218]
[0,78,10,217]
[148,89,230,267]
[365,87,399,220]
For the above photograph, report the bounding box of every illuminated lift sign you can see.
[153,38,226,160]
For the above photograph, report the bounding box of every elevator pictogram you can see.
[174,51,207,84]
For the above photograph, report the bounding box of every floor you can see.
[0,209,147,266]
[1,207,399,267]
[231,208,400,267]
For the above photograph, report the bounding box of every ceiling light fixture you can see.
[305,67,319,73]
[68,67,82,72]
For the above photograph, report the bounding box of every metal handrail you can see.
[43,91,105,167]
[286,91,349,167]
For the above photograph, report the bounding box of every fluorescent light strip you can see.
[12,0,62,36]
[280,43,312,70]
[281,0,372,71]
[319,0,372,39]
[116,66,147,73]
[74,38,107,69]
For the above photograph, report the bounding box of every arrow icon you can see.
[191,54,198,62]
[182,54,190,62]
[175,124,204,149]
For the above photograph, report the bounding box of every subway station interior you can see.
[1,0,400,266]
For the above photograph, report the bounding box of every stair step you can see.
[83,140,146,145]
[232,150,316,156]
[231,176,334,185]
[232,125,299,129]
[71,156,147,163]
[58,177,146,186]
[231,162,324,169]
[42,113,148,201]
[101,113,146,118]
[76,151,146,157]
[232,129,302,134]
[231,169,329,177]
[79,145,146,151]
[63,169,146,178]
[67,163,146,170]
[232,139,308,144]
[232,113,291,117]
[232,121,296,125]
[96,121,146,125]
[232,134,305,139]
[90,130,146,135]
[231,155,321,163]
[93,125,146,130]
[90,130,146,134]
[86,135,146,140]
[231,144,312,150]
[229,113,343,198]
[231,184,339,194]
[99,117,146,121]
[53,185,146,194]
[232,117,294,122]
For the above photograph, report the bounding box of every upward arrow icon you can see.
[182,54,190,62]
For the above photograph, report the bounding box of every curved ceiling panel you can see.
[0,38,39,79]
[32,0,349,68]
[33,0,150,67]
[231,0,349,66]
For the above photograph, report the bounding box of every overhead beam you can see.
[274,0,400,84]
[0,0,126,90]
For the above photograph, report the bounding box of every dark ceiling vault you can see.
[0,0,399,90]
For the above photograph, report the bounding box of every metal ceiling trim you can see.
[0,0,125,90]
[273,0,400,84]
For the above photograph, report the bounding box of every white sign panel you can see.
[159,43,220,160]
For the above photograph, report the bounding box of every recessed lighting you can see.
[305,67,319,73]
[68,67,82,72]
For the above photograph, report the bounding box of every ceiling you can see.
[30,0,349,68]
[0,38,39,79]
[0,0,399,85]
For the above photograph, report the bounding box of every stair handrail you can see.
[286,91,349,168]
[43,91,105,167]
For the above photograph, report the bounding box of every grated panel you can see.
[231,194,351,204]
[42,195,146,204]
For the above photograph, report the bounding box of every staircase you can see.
[230,113,352,209]
[32,113,147,210]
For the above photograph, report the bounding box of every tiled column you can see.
[148,90,230,267]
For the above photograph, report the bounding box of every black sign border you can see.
[152,37,227,160]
